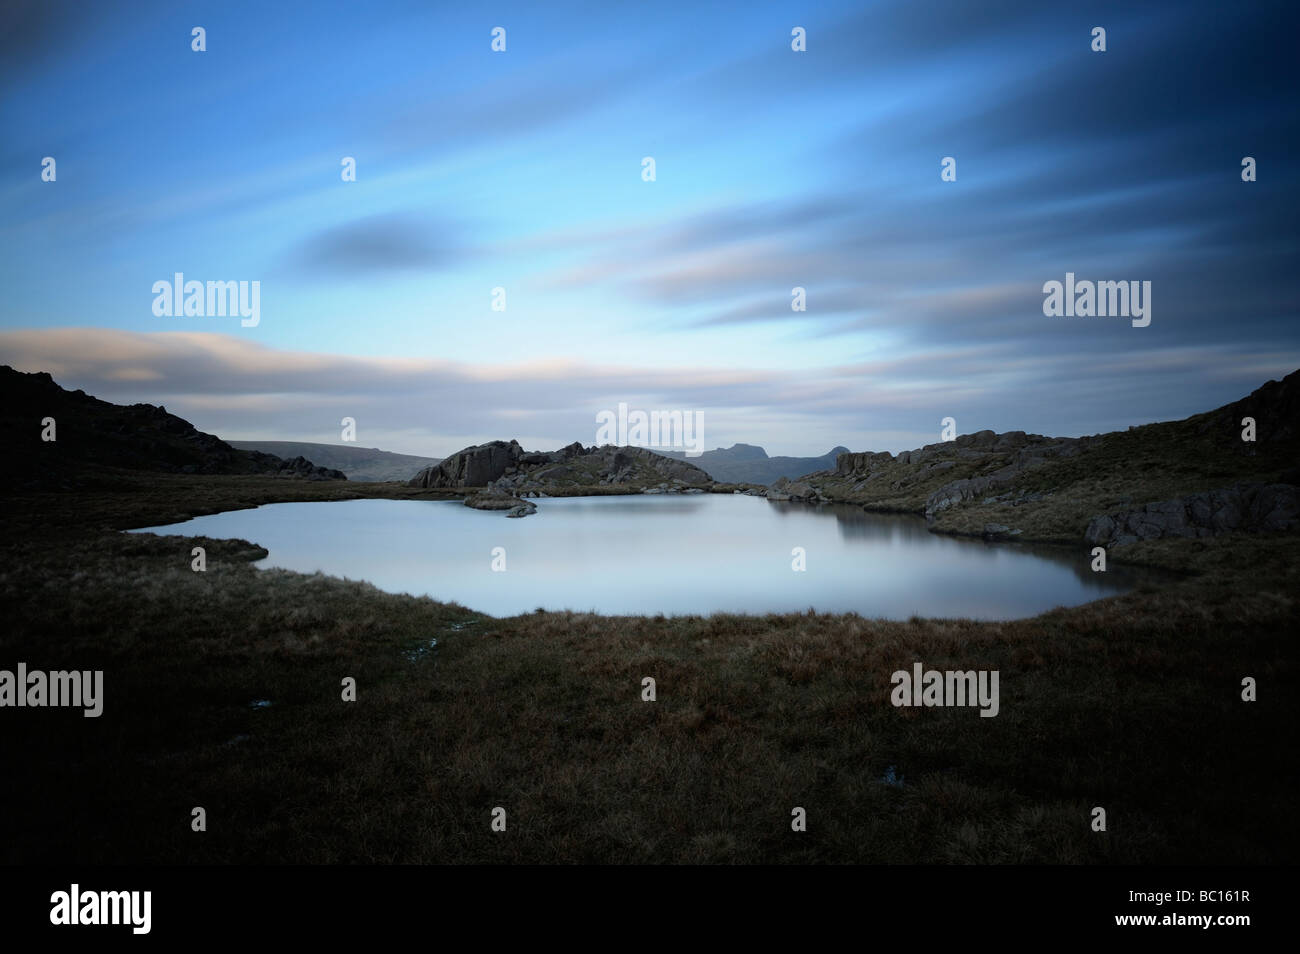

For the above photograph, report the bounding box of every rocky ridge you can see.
[409,439,714,516]
[754,369,1300,548]
[0,366,347,489]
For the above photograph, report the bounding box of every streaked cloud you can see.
[2,329,1294,459]
[1,0,1296,454]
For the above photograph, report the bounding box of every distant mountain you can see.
[656,443,850,485]
[0,366,346,490]
[228,441,441,483]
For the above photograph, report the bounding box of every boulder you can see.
[409,440,524,488]
[767,479,819,502]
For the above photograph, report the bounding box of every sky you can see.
[1,0,1297,458]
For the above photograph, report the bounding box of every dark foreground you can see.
[1,474,1295,864]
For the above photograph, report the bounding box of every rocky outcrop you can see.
[463,491,536,517]
[252,454,347,481]
[766,477,823,502]
[835,451,895,476]
[484,443,712,496]
[802,429,1094,518]
[644,484,707,494]
[409,440,525,488]
[1085,483,1300,546]
[409,439,714,512]
[922,435,1087,518]
[1191,369,1300,449]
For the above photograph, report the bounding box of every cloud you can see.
[286,213,465,276]
[3,0,1296,459]
[2,328,1294,459]
[0,0,110,88]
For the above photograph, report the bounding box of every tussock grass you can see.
[1,476,1294,864]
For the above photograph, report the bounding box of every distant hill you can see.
[228,441,441,483]
[656,443,849,485]
[0,366,347,490]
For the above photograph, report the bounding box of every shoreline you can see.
[1,474,1295,863]
[122,489,1165,625]
[3,468,1203,577]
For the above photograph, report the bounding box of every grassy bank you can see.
[1,477,1295,864]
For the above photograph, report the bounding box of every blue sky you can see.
[2,0,1297,457]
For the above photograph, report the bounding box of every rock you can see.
[464,492,532,511]
[992,431,1030,452]
[1085,483,1300,546]
[923,439,1082,518]
[926,474,1001,515]
[426,439,715,500]
[767,476,793,500]
[274,455,347,481]
[410,440,524,488]
[957,429,998,451]
[488,443,712,494]
[463,489,537,515]
[982,524,1022,541]
[834,451,894,477]
[767,479,820,502]
[1192,369,1300,447]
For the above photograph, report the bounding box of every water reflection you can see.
[128,494,1156,620]
[773,499,1164,591]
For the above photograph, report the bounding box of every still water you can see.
[130,494,1144,619]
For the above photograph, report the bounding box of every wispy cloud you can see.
[2,329,1294,459]
[1,0,1296,450]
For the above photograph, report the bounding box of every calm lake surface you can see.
[130,494,1145,619]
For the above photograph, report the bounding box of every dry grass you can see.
[1,474,1295,864]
